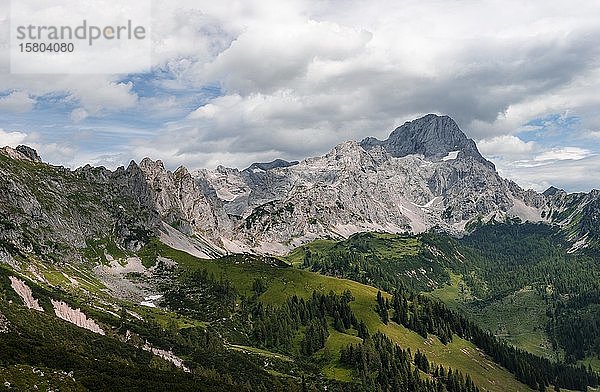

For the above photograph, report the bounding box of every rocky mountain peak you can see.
[16,145,42,162]
[543,186,566,197]
[0,145,42,163]
[360,114,488,165]
[139,158,166,175]
[245,159,299,172]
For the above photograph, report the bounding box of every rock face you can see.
[9,276,44,311]
[360,114,490,166]
[0,149,161,267]
[1,114,599,257]
[103,114,555,254]
[246,159,299,172]
[0,311,9,333]
[51,299,105,335]
[15,145,42,162]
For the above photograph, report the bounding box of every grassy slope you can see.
[430,274,556,360]
[1,234,534,391]
[1,263,307,392]
[155,241,532,392]
[285,233,421,265]
[288,230,560,363]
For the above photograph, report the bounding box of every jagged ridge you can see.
[1,114,599,257]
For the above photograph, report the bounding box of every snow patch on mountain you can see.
[140,294,163,308]
[442,151,460,161]
[568,234,589,253]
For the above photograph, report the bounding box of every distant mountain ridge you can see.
[1,114,599,258]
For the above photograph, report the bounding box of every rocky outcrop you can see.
[177,117,549,253]
[360,114,491,167]
[142,342,189,372]
[0,147,161,264]
[9,276,44,311]
[15,145,42,162]
[51,299,105,335]
[0,311,9,333]
[246,159,299,172]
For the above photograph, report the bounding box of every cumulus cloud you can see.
[1,0,600,190]
[494,155,600,193]
[478,138,597,192]
[0,91,35,113]
[0,128,29,146]
[477,135,537,159]
[585,131,600,139]
[70,108,89,123]
[534,147,593,161]
[133,0,600,178]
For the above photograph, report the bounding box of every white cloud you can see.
[585,131,600,138]
[477,135,536,159]
[70,80,138,113]
[0,128,29,146]
[70,108,89,123]
[493,155,600,193]
[534,147,592,161]
[0,91,35,112]
[1,0,600,191]
[478,135,597,192]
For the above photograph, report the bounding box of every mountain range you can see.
[1,114,600,391]
[3,113,596,261]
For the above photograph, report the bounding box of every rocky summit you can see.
[360,114,486,163]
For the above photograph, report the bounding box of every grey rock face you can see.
[360,114,489,165]
[0,150,160,263]
[245,159,299,172]
[1,114,598,258]
[542,186,566,197]
[15,145,42,163]
[169,125,549,253]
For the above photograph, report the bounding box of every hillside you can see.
[288,225,600,375]
[0,239,535,391]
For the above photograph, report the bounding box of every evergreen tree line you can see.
[301,233,453,293]
[244,290,369,356]
[161,268,238,321]
[377,288,599,391]
[548,289,600,361]
[461,223,600,361]
[340,332,479,392]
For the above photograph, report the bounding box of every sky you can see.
[1,0,599,193]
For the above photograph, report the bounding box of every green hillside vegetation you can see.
[1,239,535,391]
[457,223,600,366]
[0,265,300,392]
[286,232,458,292]
[431,275,554,359]
[141,239,536,391]
[286,226,600,389]
[3,221,600,390]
